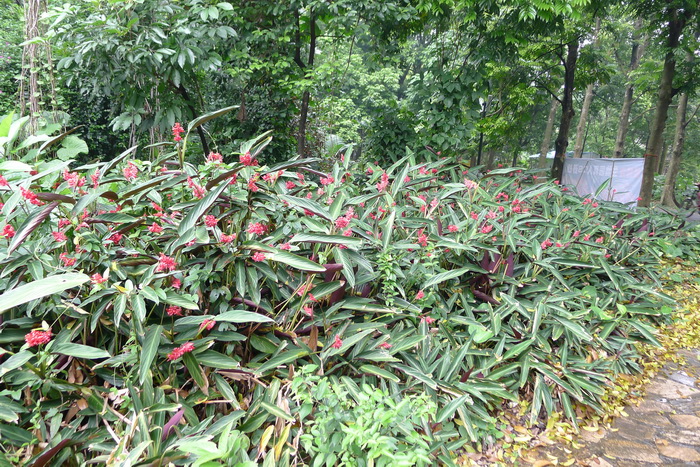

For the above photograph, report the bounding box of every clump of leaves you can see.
[0,108,695,465]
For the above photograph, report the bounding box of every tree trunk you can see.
[613,19,645,159]
[638,12,685,207]
[573,18,600,158]
[551,40,579,181]
[20,0,42,134]
[295,10,316,157]
[661,94,689,207]
[538,98,558,169]
[573,83,594,158]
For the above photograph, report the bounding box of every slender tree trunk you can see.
[20,0,41,134]
[485,147,497,170]
[295,10,316,157]
[639,11,686,207]
[661,94,689,207]
[538,98,558,169]
[573,84,594,158]
[551,40,579,181]
[613,19,645,159]
[574,19,600,158]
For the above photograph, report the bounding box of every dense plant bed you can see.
[459,265,700,465]
[0,114,698,465]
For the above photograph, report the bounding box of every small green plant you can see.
[292,365,435,467]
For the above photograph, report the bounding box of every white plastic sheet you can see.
[562,157,644,206]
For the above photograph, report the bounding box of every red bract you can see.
[240,151,257,166]
[186,177,206,199]
[25,329,52,347]
[171,278,182,289]
[109,232,123,243]
[379,341,392,350]
[59,252,76,267]
[415,290,425,300]
[148,223,163,233]
[220,233,236,243]
[204,215,217,227]
[480,224,493,234]
[246,222,267,236]
[0,175,7,186]
[156,253,178,272]
[448,224,458,233]
[199,319,216,331]
[285,181,296,190]
[320,176,334,186]
[91,170,101,188]
[376,172,389,192]
[167,342,195,361]
[252,252,266,262]
[20,187,43,206]
[91,273,107,284]
[123,162,138,182]
[331,334,343,349]
[206,152,223,163]
[421,316,436,324]
[279,242,291,250]
[166,305,183,316]
[172,123,184,142]
[1,225,16,238]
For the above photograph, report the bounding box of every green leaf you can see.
[278,195,330,220]
[56,135,89,161]
[436,394,471,424]
[0,351,33,376]
[268,250,326,273]
[358,364,400,383]
[290,233,362,247]
[164,292,199,310]
[0,273,90,314]
[215,310,273,324]
[187,105,239,134]
[51,343,111,360]
[7,201,60,254]
[423,266,485,288]
[182,352,209,395]
[139,325,163,385]
[177,180,229,236]
[196,350,240,369]
[259,401,294,422]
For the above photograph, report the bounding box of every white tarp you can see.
[562,157,644,205]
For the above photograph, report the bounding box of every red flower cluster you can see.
[91,170,101,189]
[59,252,76,267]
[331,334,343,349]
[172,123,184,142]
[186,177,206,199]
[448,224,459,233]
[246,222,267,236]
[148,223,163,233]
[220,233,236,243]
[1,225,15,238]
[91,273,107,284]
[204,215,217,228]
[0,175,7,186]
[199,319,216,331]
[285,181,296,190]
[252,252,266,262]
[52,231,67,242]
[166,305,183,317]
[167,342,195,361]
[379,341,392,350]
[62,170,86,189]
[376,172,389,192]
[415,290,425,300]
[320,176,334,186]
[123,162,138,182]
[240,151,258,166]
[20,187,43,206]
[25,329,53,347]
[206,152,223,164]
[156,253,177,273]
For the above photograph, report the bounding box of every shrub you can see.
[0,110,691,464]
